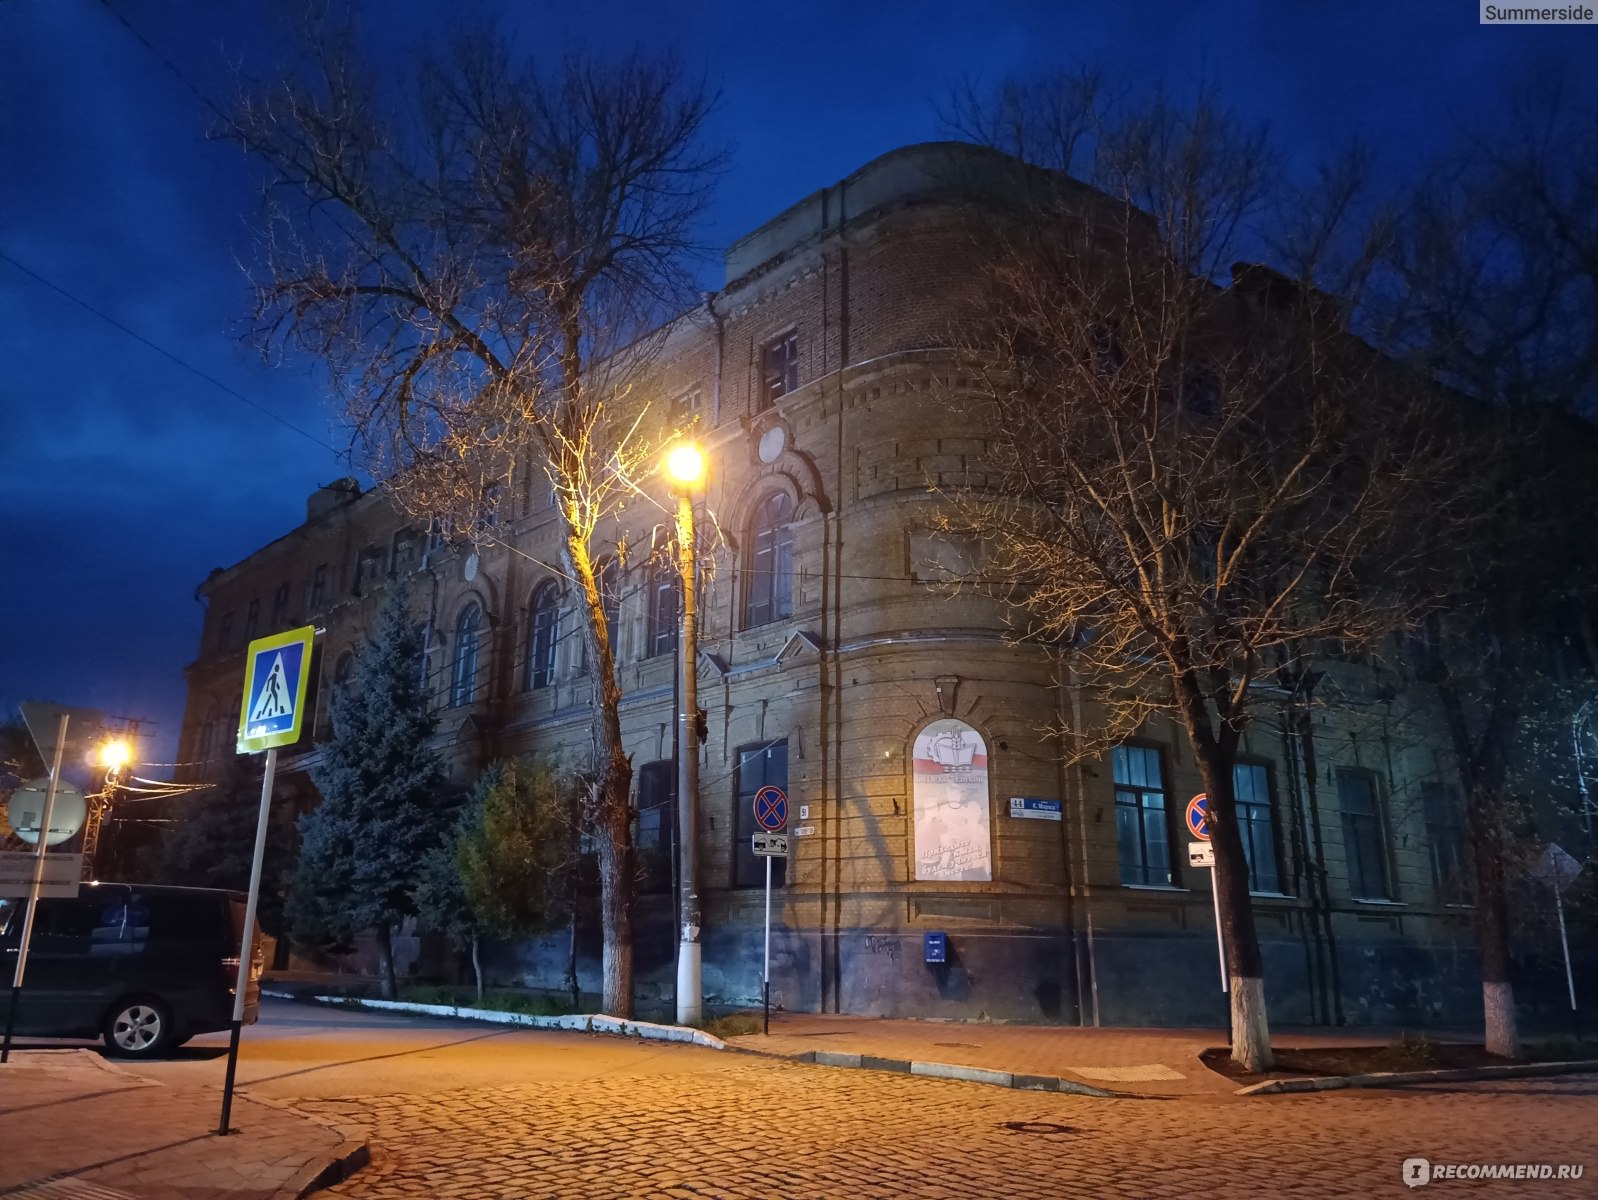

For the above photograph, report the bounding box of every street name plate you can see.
[1008,797,1062,821]
[1188,841,1215,868]
[0,850,83,899]
[792,825,817,838]
[752,832,789,857]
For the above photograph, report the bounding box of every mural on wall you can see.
[912,718,992,881]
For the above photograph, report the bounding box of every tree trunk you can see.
[1177,681,1273,1072]
[559,510,634,1018]
[566,906,580,1011]
[470,933,484,1004]
[1468,780,1521,1058]
[596,804,634,1016]
[374,923,398,1000]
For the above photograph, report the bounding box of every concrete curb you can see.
[246,1094,372,1199]
[1236,1058,1598,1096]
[267,990,1128,1099]
[264,990,729,1050]
[765,1047,1120,1098]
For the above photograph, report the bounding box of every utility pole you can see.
[666,443,705,1027]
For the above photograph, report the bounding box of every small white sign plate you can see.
[752,832,789,857]
[0,850,83,899]
[1188,841,1215,869]
[792,825,817,838]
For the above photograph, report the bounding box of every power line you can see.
[0,250,340,456]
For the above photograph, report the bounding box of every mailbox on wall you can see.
[923,931,948,964]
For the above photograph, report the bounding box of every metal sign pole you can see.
[1211,871,1228,996]
[763,854,772,1036]
[1553,858,1578,1030]
[3,712,69,1064]
[218,745,276,1135]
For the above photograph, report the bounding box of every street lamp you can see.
[97,739,131,773]
[666,440,705,1026]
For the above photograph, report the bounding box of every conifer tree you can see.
[290,585,452,997]
[162,751,292,935]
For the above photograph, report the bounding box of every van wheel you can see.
[103,998,173,1057]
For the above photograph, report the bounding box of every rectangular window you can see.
[1233,762,1282,894]
[390,531,418,576]
[271,582,290,627]
[427,521,448,558]
[670,387,702,423]
[1338,771,1392,900]
[647,569,679,658]
[1422,781,1470,904]
[243,599,260,642]
[217,611,235,653]
[759,331,799,410]
[1113,745,1172,887]
[309,564,328,611]
[355,547,384,595]
[636,761,676,894]
[734,740,788,888]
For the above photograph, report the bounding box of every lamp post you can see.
[666,442,705,1026]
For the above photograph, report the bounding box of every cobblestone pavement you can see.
[299,1058,1598,1199]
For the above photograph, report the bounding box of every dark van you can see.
[0,882,262,1058]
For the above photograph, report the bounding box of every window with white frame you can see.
[452,604,482,706]
[1113,745,1172,886]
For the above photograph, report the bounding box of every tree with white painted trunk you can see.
[1383,69,1598,1058]
[942,77,1456,1071]
[226,17,721,1017]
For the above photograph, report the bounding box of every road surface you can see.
[119,1000,1597,1198]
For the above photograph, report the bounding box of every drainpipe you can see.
[1066,652,1100,1026]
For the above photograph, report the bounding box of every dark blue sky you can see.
[0,1,1582,770]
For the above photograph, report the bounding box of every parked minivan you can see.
[0,882,262,1057]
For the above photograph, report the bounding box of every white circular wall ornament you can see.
[463,552,479,582]
[757,424,786,464]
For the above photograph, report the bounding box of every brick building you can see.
[178,143,1489,1027]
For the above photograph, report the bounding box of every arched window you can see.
[646,564,679,658]
[743,491,794,628]
[527,582,560,690]
[452,604,482,706]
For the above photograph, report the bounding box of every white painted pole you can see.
[1553,860,1577,1012]
[763,853,772,1034]
[2,713,69,1063]
[11,713,69,991]
[1210,867,1228,995]
[219,745,276,1134]
[674,492,702,1027]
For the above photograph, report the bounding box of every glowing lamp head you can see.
[98,739,131,771]
[665,443,705,486]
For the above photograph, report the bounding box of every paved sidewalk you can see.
[0,1050,366,1200]
[724,1013,1481,1097]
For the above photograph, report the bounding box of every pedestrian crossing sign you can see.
[237,626,316,753]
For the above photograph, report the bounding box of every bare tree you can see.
[943,81,1453,1070]
[1384,67,1598,1056]
[227,17,721,1016]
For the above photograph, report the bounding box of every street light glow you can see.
[665,443,705,485]
[98,739,131,771]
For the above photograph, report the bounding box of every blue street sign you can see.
[753,785,788,832]
[924,931,948,964]
[237,626,315,753]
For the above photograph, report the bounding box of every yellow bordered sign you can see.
[237,626,316,753]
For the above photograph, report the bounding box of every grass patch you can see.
[1203,1034,1509,1083]
[397,984,578,1017]
[700,1013,765,1038]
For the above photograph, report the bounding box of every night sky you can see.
[0,1,1581,772]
